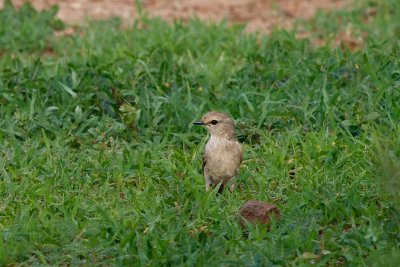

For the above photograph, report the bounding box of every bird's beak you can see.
[193,121,205,125]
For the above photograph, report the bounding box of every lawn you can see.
[0,0,399,265]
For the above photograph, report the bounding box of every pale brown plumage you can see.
[194,111,243,193]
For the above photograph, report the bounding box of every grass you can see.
[0,0,399,265]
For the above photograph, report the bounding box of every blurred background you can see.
[0,0,349,33]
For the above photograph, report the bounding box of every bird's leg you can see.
[217,183,225,194]
[229,182,236,192]
[205,175,213,191]
[229,182,242,192]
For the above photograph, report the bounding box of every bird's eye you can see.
[210,120,218,125]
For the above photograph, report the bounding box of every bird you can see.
[193,111,243,193]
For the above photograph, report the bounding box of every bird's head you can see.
[193,111,237,140]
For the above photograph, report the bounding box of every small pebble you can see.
[239,200,280,227]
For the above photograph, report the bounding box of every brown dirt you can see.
[2,0,350,33]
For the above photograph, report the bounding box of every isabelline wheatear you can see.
[193,111,243,193]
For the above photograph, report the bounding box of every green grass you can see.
[0,0,399,265]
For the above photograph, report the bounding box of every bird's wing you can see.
[202,153,207,174]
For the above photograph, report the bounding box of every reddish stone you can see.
[239,200,280,227]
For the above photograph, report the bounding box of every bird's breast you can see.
[204,137,242,179]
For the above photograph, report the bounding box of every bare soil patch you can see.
[2,0,349,33]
